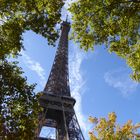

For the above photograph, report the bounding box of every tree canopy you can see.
[69,0,140,82]
[0,60,40,140]
[89,112,140,140]
[0,0,64,58]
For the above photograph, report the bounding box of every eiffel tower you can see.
[36,20,85,140]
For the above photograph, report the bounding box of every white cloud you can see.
[61,0,77,21]
[21,51,46,87]
[69,46,91,138]
[104,68,138,98]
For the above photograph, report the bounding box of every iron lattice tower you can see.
[36,21,85,140]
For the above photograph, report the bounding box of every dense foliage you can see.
[0,0,64,58]
[0,20,23,59]
[69,0,140,82]
[89,112,140,140]
[0,60,40,140]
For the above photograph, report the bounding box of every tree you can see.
[69,0,140,82]
[0,20,23,59]
[89,112,140,140]
[0,0,64,58]
[0,60,41,140]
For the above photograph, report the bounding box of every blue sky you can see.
[16,29,140,139]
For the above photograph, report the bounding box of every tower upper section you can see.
[44,21,71,96]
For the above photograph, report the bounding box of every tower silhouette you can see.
[37,21,85,140]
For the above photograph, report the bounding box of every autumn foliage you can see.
[89,112,140,140]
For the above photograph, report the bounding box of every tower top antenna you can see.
[66,15,68,22]
[65,14,69,22]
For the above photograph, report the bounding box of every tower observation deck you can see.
[36,21,85,140]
